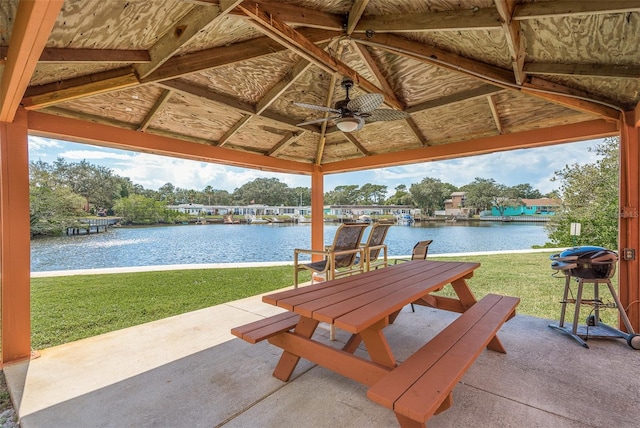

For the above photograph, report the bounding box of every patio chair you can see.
[361,222,393,271]
[393,240,433,265]
[293,222,369,288]
[393,240,433,312]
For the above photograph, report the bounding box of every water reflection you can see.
[30,222,548,272]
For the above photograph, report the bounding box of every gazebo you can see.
[0,0,639,366]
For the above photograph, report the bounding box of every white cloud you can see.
[27,136,605,194]
[28,136,62,152]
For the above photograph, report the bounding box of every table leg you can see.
[343,333,362,353]
[272,316,319,381]
[451,278,478,310]
[359,319,396,368]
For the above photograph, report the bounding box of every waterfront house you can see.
[489,197,561,217]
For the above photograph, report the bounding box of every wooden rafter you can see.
[346,0,369,35]
[524,62,640,79]
[315,74,338,165]
[354,7,502,33]
[21,28,338,110]
[351,33,623,120]
[350,32,515,86]
[487,95,504,134]
[343,132,370,156]
[405,84,504,114]
[494,0,526,85]
[513,0,640,20]
[0,46,150,63]
[404,117,429,147]
[134,1,242,79]
[268,131,304,156]
[217,115,252,147]
[523,77,622,120]
[237,1,403,110]
[231,0,344,31]
[22,69,140,111]
[138,90,173,131]
[0,0,63,121]
[157,79,319,133]
[256,58,312,115]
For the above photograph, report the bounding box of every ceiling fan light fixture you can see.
[336,117,361,132]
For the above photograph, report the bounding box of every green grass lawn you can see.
[31,251,619,350]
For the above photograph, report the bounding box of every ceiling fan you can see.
[294,77,410,132]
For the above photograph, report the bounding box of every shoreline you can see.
[31,247,566,278]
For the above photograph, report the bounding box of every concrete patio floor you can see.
[4,289,639,428]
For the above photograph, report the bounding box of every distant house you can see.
[325,205,420,219]
[490,197,561,217]
[441,192,471,217]
[167,203,206,215]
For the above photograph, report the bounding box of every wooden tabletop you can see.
[264,260,480,334]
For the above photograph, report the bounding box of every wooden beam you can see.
[351,41,404,109]
[138,89,173,131]
[236,0,344,31]
[44,106,139,130]
[26,109,314,175]
[352,33,624,121]
[255,58,313,114]
[237,1,403,110]
[20,28,338,110]
[134,1,242,79]
[494,0,526,85]
[321,119,619,173]
[405,84,504,114]
[354,7,502,33]
[267,131,304,156]
[217,114,252,146]
[513,1,640,20]
[22,70,140,110]
[635,102,640,127]
[487,94,504,134]
[315,74,337,164]
[143,27,336,83]
[524,62,640,78]
[343,132,370,156]
[522,78,622,121]
[404,116,429,147]
[0,0,63,121]
[346,0,369,35]
[350,32,516,87]
[157,78,320,133]
[0,46,150,63]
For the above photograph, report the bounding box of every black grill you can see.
[550,246,618,279]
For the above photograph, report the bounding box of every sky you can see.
[27,136,605,195]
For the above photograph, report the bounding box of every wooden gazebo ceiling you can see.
[1,0,637,174]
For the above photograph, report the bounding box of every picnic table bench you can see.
[231,260,519,427]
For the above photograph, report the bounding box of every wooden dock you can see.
[66,218,112,235]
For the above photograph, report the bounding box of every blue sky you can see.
[27,136,604,195]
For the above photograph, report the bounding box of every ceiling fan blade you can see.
[347,93,384,113]
[294,102,340,114]
[296,116,338,127]
[365,109,410,122]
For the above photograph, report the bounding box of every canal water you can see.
[30,222,549,272]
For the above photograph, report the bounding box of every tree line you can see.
[29,137,619,250]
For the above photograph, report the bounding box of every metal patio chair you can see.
[293,222,369,288]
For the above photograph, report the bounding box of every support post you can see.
[310,166,324,260]
[618,112,640,332]
[0,108,32,364]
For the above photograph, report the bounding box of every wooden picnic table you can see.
[232,259,519,427]
[261,260,485,385]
